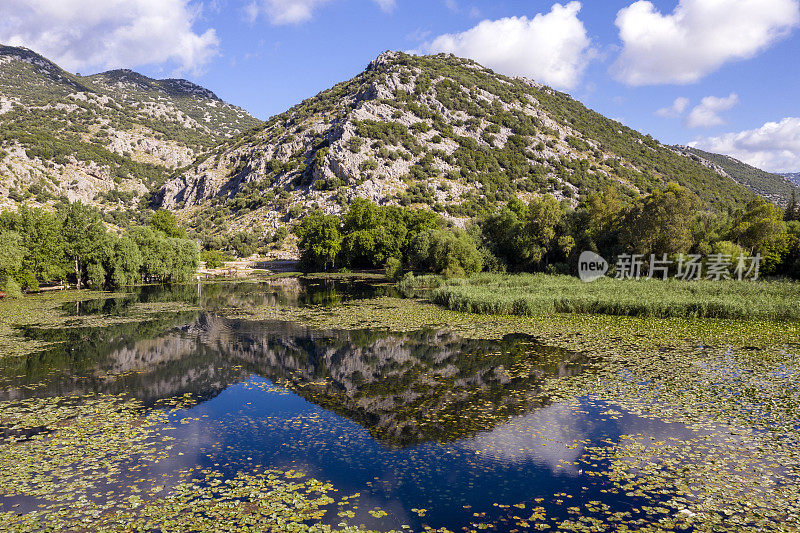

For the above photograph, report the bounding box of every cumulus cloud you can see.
[420,2,592,90]
[655,97,690,118]
[685,93,739,128]
[0,0,219,75]
[612,0,800,85]
[690,117,800,172]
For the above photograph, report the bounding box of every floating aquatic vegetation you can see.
[1,283,798,531]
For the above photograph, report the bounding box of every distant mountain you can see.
[675,146,799,206]
[781,172,800,187]
[157,51,756,235]
[0,45,261,214]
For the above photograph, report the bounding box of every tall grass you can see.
[429,273,800,320]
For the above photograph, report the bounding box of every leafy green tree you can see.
[785,190,799,222]
[166,238,199,283]
[581,186,625,253]
[480,207,526,271]
[410,228,482,277]
[150,210,186,238]
[0,230,25,296]
[109,235,143,287]
[622,183,698,256]
[61,202,107,289]
[201,250,230,269]
[230,232,258,258]
[1,206,66,283]
[524,195,564,269]
[128,226,169,282]
[297,212,342,271]
[385,257,403,280]
[729,198,785,253]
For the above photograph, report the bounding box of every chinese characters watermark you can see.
[579,252,761,282]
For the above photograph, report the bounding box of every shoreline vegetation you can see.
[412,273,800,321]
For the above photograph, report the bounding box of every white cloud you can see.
[690,117,800,172]
[655,97,690,118]
[246,0,394,24]
[245,0,331,24]
[373,0,396,12]
[420,2,592,90]
[612,0,800,85]
[685,93,739,128]
[0,0,219,75]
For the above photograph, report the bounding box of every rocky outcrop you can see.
[0,44,262,213]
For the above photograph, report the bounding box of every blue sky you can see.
[2,0,799,171]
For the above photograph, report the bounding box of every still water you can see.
[0,282,706,531]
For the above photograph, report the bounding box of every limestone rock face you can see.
[156,51,756,232]
[0,44,261,213]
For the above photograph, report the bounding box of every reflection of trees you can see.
[1,309,584,447]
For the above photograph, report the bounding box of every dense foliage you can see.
[475,183,800,279]
[0,204,198,295]
[297,184,800,281]
[296,199,482,276]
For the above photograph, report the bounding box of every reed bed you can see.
[429,273,800,320]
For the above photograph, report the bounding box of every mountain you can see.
[0,45,262,214]
[781,173,800,187]
[675,146,799,206]
[156,51,756,234]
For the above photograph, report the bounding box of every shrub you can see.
[201,250,230,269]
[385,257,403,280]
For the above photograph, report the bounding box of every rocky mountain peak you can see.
[156,52,756,238]
[0,45,262,213]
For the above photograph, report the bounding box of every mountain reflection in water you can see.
[0,283,710,532]
[3,309,583,446]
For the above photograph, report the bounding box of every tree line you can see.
[297,184,800,280]
[0,203,198,297]
[296,199,482,278]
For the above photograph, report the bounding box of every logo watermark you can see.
[578,251,609,282]
[579,252,761,282]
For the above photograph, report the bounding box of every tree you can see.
[297,212,342,271]
[150,210,186,238]
[729,197,784,253]
[622,183,698,256]
[109,235,143,287]
[410,228,482,277]
[524,195,563,269]
[0,230,25,296]
[2,206,66,283]
[129,226,169,282]
[61,202,107,289]
[480,207,526,271]
[785,190,799,222]
[581,186,625,256]
[166,238,199,283]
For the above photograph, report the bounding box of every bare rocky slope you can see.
[0,44,262,215]
[156,51,762,235]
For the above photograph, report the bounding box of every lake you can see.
[1,281,797,531]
